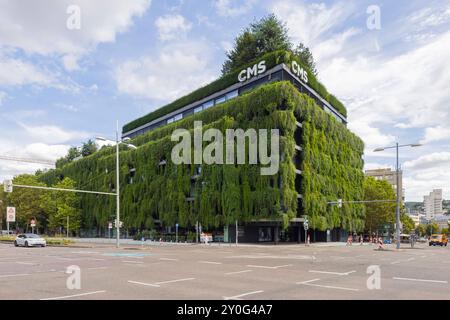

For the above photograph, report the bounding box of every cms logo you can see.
[238,61,266,82]
[291,60,308,83]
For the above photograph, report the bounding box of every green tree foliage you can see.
[363,176,396,233]
[400,213,415,233]
[56,147,81,168]
[81,140,97,157]
[293,43,317,76]
[415,224,427,236]
[8,174,48,231]
[40,178,81,235]
[0,187,6,230]
[39,82,364,232]
[426,223,440,235]
[221,14,316,76]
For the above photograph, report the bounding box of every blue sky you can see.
[0,0,449,201]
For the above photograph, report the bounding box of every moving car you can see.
[14,233,46,247]
[429,234,448,246]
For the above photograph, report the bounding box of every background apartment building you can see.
[424,189,443,219]
[365,168,405,202]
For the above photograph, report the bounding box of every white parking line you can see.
[159,258,178,261]
[40,290,106,300]
[199,261,222,265]
[393,277,448,284]
[155,278,196,285]
[128,278,196,288]
[246,264,292,269]
[309,270,356,276]
[297,279,359,291]
[225,270,252,275]
[0,273,31,278]
[224,290,264,300]
[128,280,160,287]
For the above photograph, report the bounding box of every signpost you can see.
[175,223,179,243]
[3,180,13,193]
[108,222,112,239]
[30,218,36,234]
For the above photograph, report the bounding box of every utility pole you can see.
[116,120,121,248]
[67,215,69,238]
[235,220,238,246]
[395,143,401,250]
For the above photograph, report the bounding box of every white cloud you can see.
[115,41,217,102]
[420,126,450,144]
[214,0,257,17]
[17,123,90,145]
[0,55,55,87]
[403,152,450,201]
[0,0,151,71]
[155,14,192,41]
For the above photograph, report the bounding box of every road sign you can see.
[338,199,343,208]
[3,180,12,193]
[6,207,15,222]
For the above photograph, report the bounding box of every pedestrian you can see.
[360,234,363,245]
[347,234,352,246]
[377,237,384,250]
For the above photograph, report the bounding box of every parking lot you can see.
[0,241,449,300]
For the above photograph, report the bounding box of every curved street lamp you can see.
[373,142,423,250]
[96,121,137,248]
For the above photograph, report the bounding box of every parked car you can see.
[14,233,46,247]
[429,234,448,246]
[417,237,428,243]
[1,230,14,236]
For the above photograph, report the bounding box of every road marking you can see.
[199,261,222,265]
[393,277,448,284]
[71,251,100,254]
[87,267,109,270]
[297,279,359,291]
[224,290,264,300]
[225,270,252,275]
[246,264,292,269]
[128,280,160,287]
[155,278,196,285]
[309,270,356,276]
[40,290,106,300]
[0,273,31,278]
[123,260,144,264]
[128,278,196,288]
[15,261,37,265]
[159,258,178,261]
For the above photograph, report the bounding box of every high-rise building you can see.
[365,168,405,202]
[424,189,443,219]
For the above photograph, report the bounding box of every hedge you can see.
[39,81,363,232]
[122,50,348,133]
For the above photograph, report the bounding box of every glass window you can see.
[203,100,214,109]
[167,117,174,124]
[215,95,226,105]
[174,114,183,121]
[226,90,238,100]
[194,106,203,113]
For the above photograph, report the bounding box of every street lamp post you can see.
[374,142,422,250]
[96,121,137,248]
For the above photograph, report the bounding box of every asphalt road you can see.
[0,241,449,300]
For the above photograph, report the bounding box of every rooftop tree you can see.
[222,14,318,76]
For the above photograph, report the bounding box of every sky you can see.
[0,0,449,202]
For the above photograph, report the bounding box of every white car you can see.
[14,233,46,247]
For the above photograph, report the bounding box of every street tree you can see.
[400,213,415,234]
[8,174,48,232]
[415,224,427,237]
[363,176,396,235]
[40,178,81,236]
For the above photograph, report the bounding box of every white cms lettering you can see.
[291,60,308,83]
[238,61,266,82]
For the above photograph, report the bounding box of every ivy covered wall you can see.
[39,82,364,232]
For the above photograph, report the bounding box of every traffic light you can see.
[338,199,343,208]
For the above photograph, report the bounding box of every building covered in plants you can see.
[40,50,365,243]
